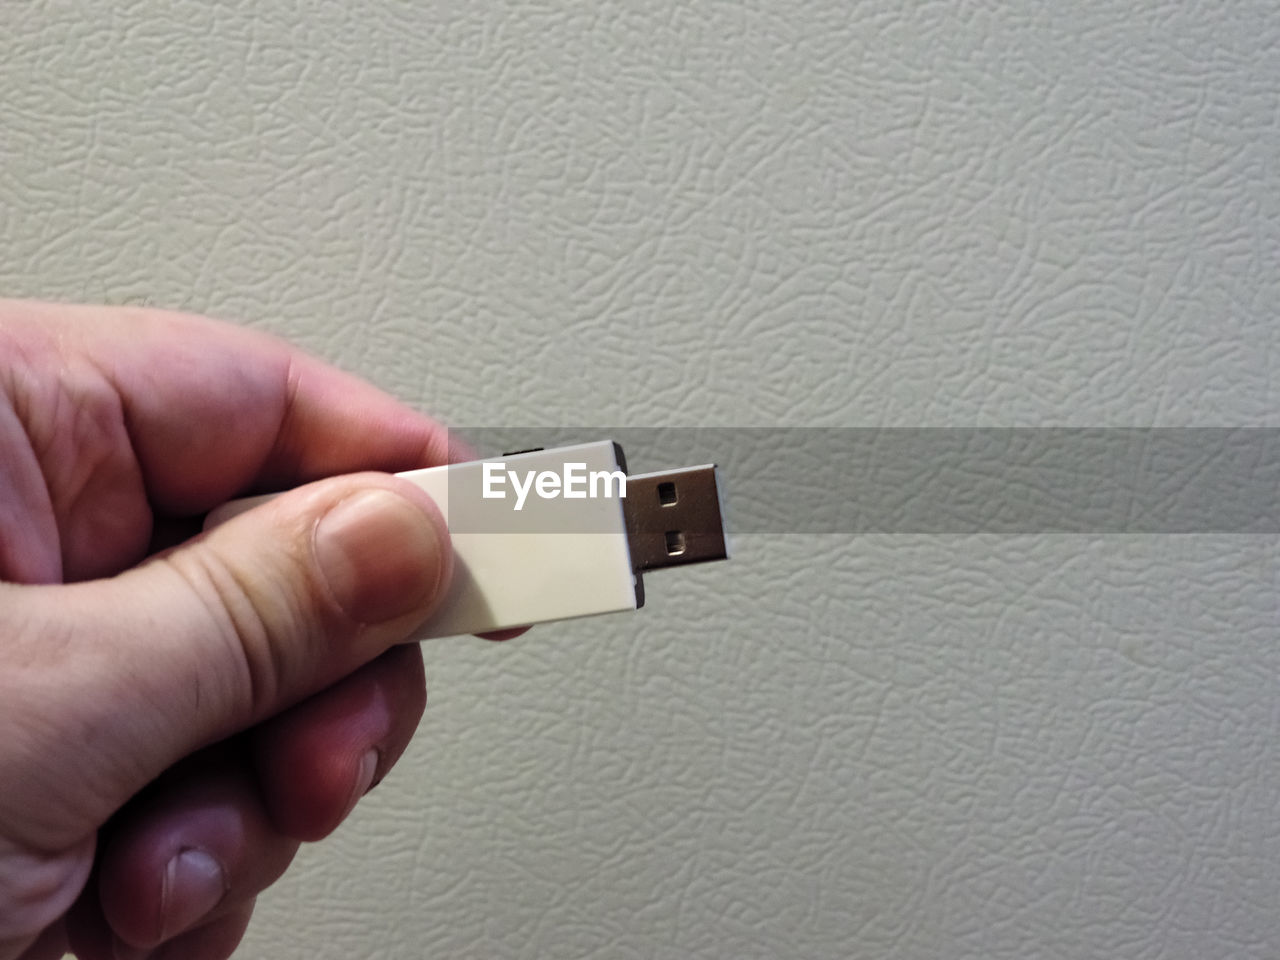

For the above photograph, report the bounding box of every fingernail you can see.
[314,489,447,623]
[339,749,380,823]
[160,848,226,940]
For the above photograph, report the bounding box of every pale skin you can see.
[0,300,513,959]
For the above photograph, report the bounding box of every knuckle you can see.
[162,534,331,722]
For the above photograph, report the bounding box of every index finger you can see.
[7,300,457,515]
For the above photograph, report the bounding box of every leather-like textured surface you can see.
[4,2,1279,957]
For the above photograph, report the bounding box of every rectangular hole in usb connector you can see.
[657,481,677,506]
[665,530,686,556]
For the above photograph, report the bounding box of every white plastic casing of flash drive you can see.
[204,440,727,639]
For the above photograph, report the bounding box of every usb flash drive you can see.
[204,440,728,639]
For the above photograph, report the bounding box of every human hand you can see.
[0,300,462,959]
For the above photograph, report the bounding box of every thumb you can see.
[0,474,451,851]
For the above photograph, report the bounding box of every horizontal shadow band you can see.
[447,428,1280,534]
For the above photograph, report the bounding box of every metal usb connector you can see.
[623,465,728,571]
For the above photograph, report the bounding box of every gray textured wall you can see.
[4,2,1280,958]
